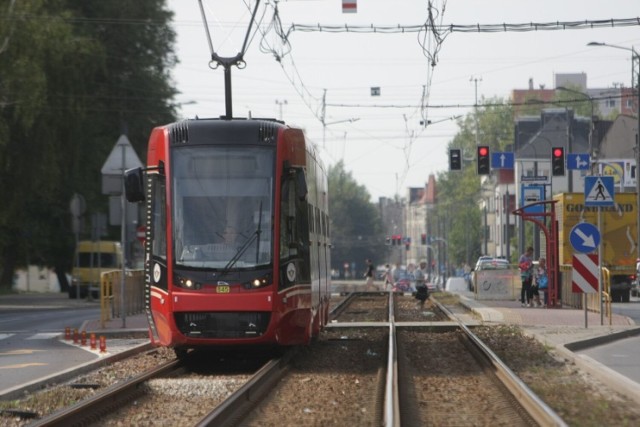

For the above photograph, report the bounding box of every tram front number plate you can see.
[217,285,230,293]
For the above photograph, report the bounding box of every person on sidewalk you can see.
[534,257,548,307]
[519,246,534,307]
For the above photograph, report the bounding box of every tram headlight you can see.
[243,273,272,289]
[174,273,201,290]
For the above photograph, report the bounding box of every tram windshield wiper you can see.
[221,201,263,274]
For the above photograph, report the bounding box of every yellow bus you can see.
[70,240,122,299]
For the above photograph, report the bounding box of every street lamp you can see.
[588,41,640,263]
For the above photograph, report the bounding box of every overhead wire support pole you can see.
[198,0,261,119]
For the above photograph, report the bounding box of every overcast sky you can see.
[166,0,639,200]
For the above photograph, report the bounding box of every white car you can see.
[470,258,510,291]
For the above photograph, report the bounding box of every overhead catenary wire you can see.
[285,17,640,36]
[322,92,634,110]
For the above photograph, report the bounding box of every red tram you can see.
[125,118,331,352]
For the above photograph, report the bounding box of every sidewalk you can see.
[81,313,149,337]
[458,295,640,348]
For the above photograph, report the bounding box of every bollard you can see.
[90,333,97,350]
[65,327,71,341]
[73,329,79,344]
[99,336,107,353]
[81,331,87,346]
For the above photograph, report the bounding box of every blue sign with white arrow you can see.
[567,153,590,170]
[491,152,514,169]
[570,222,600,253]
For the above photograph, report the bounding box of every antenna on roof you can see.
[198,0,261,119]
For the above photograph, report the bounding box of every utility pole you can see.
[321,89,327,147]
[275,99,287,120]
[470,76,482,146]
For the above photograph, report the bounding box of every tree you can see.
[0,0,177,291]
[328,161,384,277]
[434,97,513,269]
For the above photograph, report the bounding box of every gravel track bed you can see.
[95,374,251,426]
[399,329,535,426]
[240,328,388,426]
[334,294,388,322]
[395,294,449,322]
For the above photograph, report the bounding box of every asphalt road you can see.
[611,297,640,324]
[0,293,102,394]
[578,297,640,383]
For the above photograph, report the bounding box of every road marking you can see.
[0,349,45,356]
[0,334,14,340]
[0,363,48,369]
[26,333,62,340]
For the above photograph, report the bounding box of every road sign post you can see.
[572,253,599,328]
[584,175,614,325]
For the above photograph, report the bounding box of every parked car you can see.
[466,256,493,290]
[469,258,510,292]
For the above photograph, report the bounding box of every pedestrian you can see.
[414,261,430,309]
[364,259,375,291]
[535,257,548,307]
[519,246,534,307]
[406,263,417,292]
[383,264,393,291]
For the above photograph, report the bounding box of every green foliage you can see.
[0,0,178,289]
[436,97,513,266]
[328,161,384,275]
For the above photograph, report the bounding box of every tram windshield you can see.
[171,145,274,269]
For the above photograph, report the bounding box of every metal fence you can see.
[100,269,145,328]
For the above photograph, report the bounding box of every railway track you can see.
[3,292,567,426]
[191,292,567,426]
[28,359,183,426]
[27,351,283,427]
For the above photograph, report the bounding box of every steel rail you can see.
[196,355,292,427]
[383,290,400,427]
[436,301,568,426]
[29,358,182,427]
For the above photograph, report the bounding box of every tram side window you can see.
[280,169,310,281]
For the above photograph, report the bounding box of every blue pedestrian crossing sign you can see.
[567,153,590,170]
[570,222,600,253]
[584,176,614,207]
[491,152,514,169]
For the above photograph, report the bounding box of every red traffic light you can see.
[553,147,564,158]
[478,146,488,157]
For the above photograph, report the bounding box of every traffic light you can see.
[552,146,565,176]
[477,146,490,175]
[449,148,462,171]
